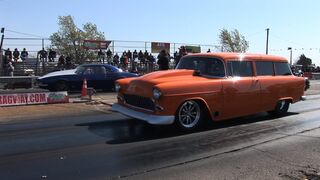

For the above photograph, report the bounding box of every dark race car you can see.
[37,64,138,91]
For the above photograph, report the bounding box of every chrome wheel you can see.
[178,100,201,129]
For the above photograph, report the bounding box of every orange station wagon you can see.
[112,53,309,131]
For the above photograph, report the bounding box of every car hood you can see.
[124,70,214,95]
[39,69,76,79]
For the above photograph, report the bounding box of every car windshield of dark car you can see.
[176,56,225,77]
[75,66,86,74]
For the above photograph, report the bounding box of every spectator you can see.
[127,50,132,61]
[98,49,105,63]
[13,48,20,62]
[7,59,14,76]
[157,49,170,70]
[106,49,112,64]
[147,53,155,72]
[138,50,143,60]
[20,48,28,61]
[65,56,73,69]
[113,53,119,67]
[57,55,65,70]
[133,49,138,60]
[48,49,57,62]
[4,48,12,60]
[175,46,187,67]
[38,48,48,62]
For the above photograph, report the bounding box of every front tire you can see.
[268,100,290,116]
[175,100,203,131]
[54,81,69,91]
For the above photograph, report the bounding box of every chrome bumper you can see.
[111,103,175,125]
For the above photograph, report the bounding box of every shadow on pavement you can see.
[75,112,299,144]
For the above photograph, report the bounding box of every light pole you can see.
[0,27,4,76]
[266,28,269,54]
[288,47,292,65]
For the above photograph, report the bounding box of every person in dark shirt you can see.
[113,53,119,67]
[157,49,170,70]
[38,48,48,62]
[13,48,20,61]
[48,49,57,62]
[20,48,29,61]
[106,49,112,64]
[57,55,65,70]
[4,48,12,60]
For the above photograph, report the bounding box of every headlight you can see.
[153,88,162,100]
[115,83,121,92]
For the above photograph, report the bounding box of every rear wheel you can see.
[268,100,290,116]
[175,100,203,131]
[54,81,69,91]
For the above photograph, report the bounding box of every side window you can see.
[83,67,94,75]
[275,62,292,76]
[93,67,107,75]
[256,61,274,76]
[227,61,253,77]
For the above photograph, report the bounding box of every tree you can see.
[219,29,249,52]
[50,15,105,64]
[296,54,312,67]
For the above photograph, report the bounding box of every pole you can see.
[0,28,4,76]
[266,28,269,54]
[288,47,293,65]
[42,38,44,49]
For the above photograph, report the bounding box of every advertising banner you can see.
[151,42,170,53]
[83,40,112,50]
[185,46,201,53]
[0,91,69,107]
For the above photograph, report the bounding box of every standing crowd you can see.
[1,45,190,76]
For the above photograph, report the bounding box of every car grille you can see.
[124,94,155,111]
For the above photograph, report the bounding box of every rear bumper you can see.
[111,103,175,125]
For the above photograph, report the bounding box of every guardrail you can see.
[0,76,38,89]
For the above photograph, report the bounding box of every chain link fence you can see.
[1,37,221,76]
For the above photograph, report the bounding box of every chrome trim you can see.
[155,105,164,111]
[112,103,175,125]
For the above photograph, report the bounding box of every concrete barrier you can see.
[312,73,320,80]
[0,76,39,89]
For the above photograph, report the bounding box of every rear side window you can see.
[256,61,274,76]
[275,62,292,75]
[227,61,253,77]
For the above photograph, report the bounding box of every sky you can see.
[1,0,320,65]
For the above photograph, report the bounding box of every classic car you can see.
[37,64,138,91]
[112,53,309,131]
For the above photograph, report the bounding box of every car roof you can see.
[185,52,288,63]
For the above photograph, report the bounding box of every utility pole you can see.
[288,47,293,65]
[0,27,4,76]
[266,28,269,54]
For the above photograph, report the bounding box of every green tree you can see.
[50,15,105,64]
[219,29,249,52]
[296,54,312,67]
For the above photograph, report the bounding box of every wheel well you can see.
[192,99,213,122]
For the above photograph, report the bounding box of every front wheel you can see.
[175,100,203,131]
[54,81,69,91]
[268,100,290,116]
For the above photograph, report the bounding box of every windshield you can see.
[75,66,85,74]
[176,56,225,77]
